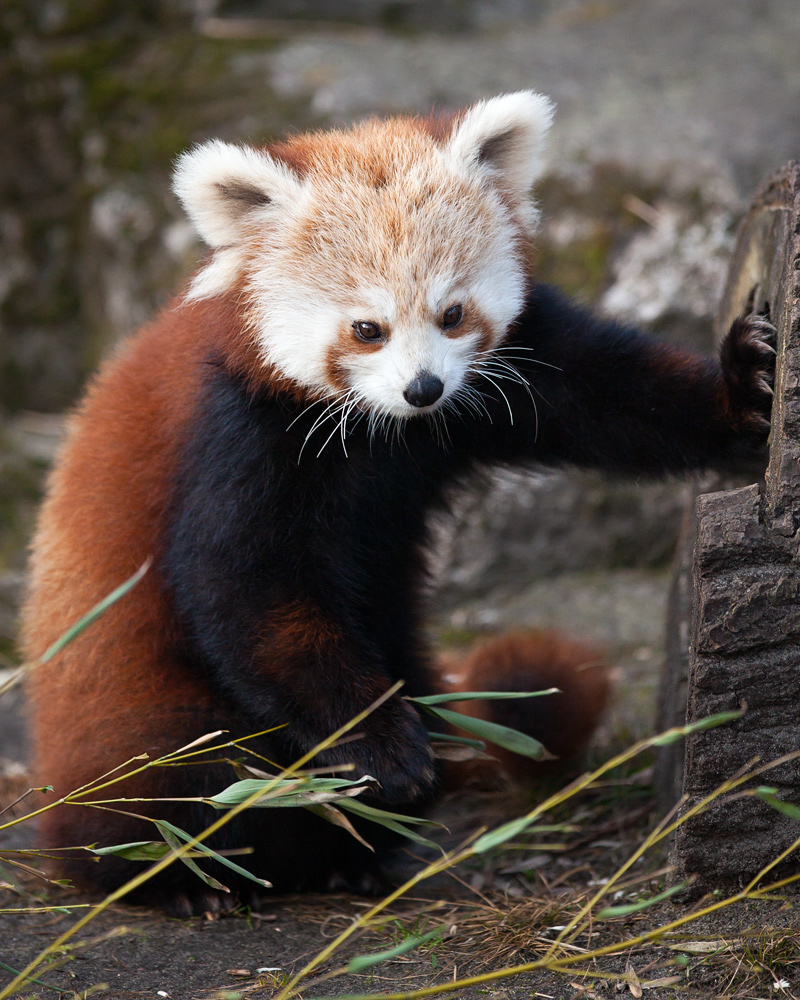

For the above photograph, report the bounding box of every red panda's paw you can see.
[320,699,436,805]
[720,311,776,437]
[323,868,389,895]
[159,885,237,919]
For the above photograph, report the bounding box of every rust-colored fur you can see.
[22,296,245,822]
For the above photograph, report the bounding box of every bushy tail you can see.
[438,630,611,781]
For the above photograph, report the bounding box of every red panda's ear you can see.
[173,140,304,248]
[447,91,554,198]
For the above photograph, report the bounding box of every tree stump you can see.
[658,163,800,886]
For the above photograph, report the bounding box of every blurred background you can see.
[2,0,799,768]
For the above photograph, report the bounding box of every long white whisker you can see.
[485,359,539,441]
[314,406,348,459]
[480,373,515,424]
[478,364,534,394]
[476,347,562,372]
[383,411,394,451]
[367,410,377,451]
[316,396,355,459]
[477,356,550,407]
[285,396,326,432]
[490,357,536,393]
[448,390,479,419]
[349,406,366,436]
[339,391,363,457]
[456,378,493,422]
[339,402,353,457]
[437,407,452,448]
[392,413,402,453]
[298,397,343,463]
[336,390,356,458]
[430,408,443,449]
[304,398,340,439]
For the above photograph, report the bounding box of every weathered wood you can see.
[654,491,697,814]
[668,163,800,886]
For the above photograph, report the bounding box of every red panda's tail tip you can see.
[439,629,612,779]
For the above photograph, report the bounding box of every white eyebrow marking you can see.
[350,286,398,325]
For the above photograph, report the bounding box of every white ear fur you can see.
[172,140,303,248]
[447,91,554,196]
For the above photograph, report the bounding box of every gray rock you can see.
[267,0,800,196]
[429,470,691,608]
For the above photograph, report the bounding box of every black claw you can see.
[720,310,777,437]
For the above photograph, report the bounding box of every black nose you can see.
[403,372,444,408]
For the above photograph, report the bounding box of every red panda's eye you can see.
[353,321,384,343]
[441,304,463,329]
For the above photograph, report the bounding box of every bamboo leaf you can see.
[154,820,270,889]
[407,689,558,706]
[667,939,741,954]
[208,776,375,808]
[305,804,375,853]
[153,821,228,893]
[232,762,273,781]
[89,841,171,861]
[337,801,441,849]
[754,787,800,822]
[347,925,446,973]
[331,800,439,827]
[416,704,553,760]
[425,731,486,750]
[596,882,688,918]
[256,785,371,808]
[430,742,493,762]
[0,958,73,995]
[207,777,282,807]
[650,709,742,746]
[472,816,542,854]
[40,560,151,664]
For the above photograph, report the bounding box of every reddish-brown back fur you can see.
[21,294,252,850]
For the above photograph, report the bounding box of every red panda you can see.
[21,93,773,915]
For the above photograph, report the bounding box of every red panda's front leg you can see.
[468,284,776,476]
[248,600,437,802]
[165,575,437,803]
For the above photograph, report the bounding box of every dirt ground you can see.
[3,734,800,1000]
[6,887,799,1000]
[3,819,800,1000]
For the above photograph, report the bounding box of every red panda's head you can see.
[173,92,553,419]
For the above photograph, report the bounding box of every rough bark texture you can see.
[669,163,800,887]
[654,494,698,813]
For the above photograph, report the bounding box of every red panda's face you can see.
[174,92,553,421]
